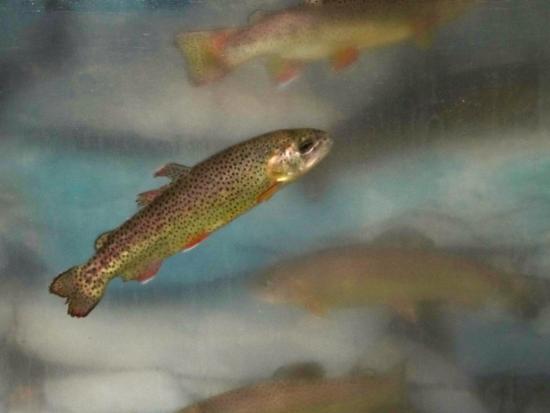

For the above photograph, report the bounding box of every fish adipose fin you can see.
[154,162,191,182]
[136,184,170,208]
[330,47,359,71]
[94,230,114,251]
[49,265,106,318]
[175,29,236,85]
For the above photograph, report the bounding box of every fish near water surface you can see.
[176,0,480,86]
[177,362,410,413]
[252,245,537,321]
[49,129,332,318]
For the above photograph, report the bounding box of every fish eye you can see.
[298,139,315,155]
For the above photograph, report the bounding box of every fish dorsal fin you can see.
[94,230,113,251]
[370,227,436,250]
[248,10,268,24]
[272,362,325,381]
[154,162,191,182]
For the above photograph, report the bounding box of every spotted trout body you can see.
[50,129,332,317]
[176,0,480,85]
[177,364,408,413]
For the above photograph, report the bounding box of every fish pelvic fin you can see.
[175,29,236,86]
[49,265,107,318]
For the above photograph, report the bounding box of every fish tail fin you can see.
[49,265,107,318]
[175,29,235,85]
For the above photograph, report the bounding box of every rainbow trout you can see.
[176,0,480,85]
[49,129,332,317]
[177,362,409,413]
[253,246,536,321]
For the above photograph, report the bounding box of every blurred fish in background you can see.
[176,361,411,413]
[251,231,542,321]
[176,0,481,86]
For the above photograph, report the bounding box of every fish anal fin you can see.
[125,261,163,284]
[330,47,359,71]
[266,57,304,87]
[272,362,325,381]
[257,183,280,203]
[182,232,209,252]
[154,163,191,182]
[389,300,419,323]
[94,230,113,251]
[136,184,169,208]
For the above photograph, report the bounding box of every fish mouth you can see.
[304,130,332,169]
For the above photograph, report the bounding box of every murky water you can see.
[1,1,550,412]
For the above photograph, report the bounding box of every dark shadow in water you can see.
[0,4,75,113]
[477,373,550,413]
[302,59,548,200]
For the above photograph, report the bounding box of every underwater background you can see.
[1,0,550,412]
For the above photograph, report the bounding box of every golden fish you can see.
[50,129,332,317]
[176,0,480,85]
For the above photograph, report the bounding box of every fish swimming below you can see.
[49,129,332,318]
[176,361,411,413]
[252,244,539,321]
[176,0,481,86]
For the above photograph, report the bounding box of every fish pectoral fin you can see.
[389,300,419,323]
[124,261,163,284]
[272,362,325,381]
[94,229,114,251]
[266,57,305,87]
[154,162,191,182]
[136,184,170,208]
[257,183,280,203]
[330,47,360,71]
